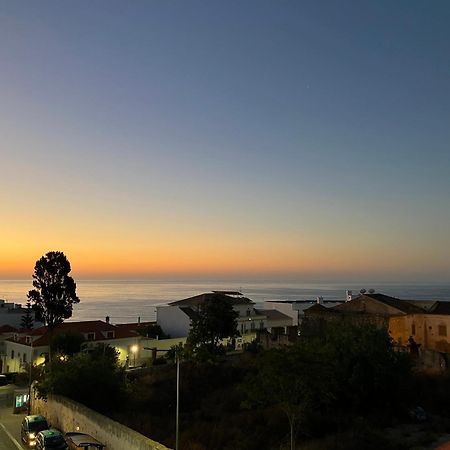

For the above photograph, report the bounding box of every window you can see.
[23,353,27,363]
[87,333,95,341]
[260,321,264,329]
[439,324,447,337]
[251,322,255,330]
[240,324,244,334]
[11,350,14,359]
[106,331,115,339]
[246,309,251,317]
[411,323,416,335]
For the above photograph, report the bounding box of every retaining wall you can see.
[32,393,171,450]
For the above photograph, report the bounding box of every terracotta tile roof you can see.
[330,293,425,315]
[114,322,155,333]
[169,292,254,307]
[7,320,137,347]
[362,293,425,314]
[0,324,18,333]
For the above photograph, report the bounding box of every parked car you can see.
[36,429,68,450]
[65,432,106,449]
[21,415,49,447]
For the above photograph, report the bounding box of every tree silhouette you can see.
[187,294,239,359]
[21,300,34,330]
[27,251,79,332]
[244,344,334,450]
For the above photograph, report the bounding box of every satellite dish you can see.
[360,289,366,294]
[368,289,375,294]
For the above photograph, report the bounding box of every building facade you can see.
[2,320,141,373]
[157,291,267,338]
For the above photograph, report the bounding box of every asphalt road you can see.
[0,385,26,450]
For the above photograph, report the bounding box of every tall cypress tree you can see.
[21,300,34,330]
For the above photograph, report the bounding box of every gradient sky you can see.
[1,1,449,281]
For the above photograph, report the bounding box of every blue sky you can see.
[1,1,449,281]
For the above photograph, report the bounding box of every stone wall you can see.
[32,393,171,450]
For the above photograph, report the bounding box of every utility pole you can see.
[176,348,180,450]
[27,339,33,415]
[143,344,181,449]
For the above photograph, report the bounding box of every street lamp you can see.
[142,343,180,449]
[28,339,33,415]
[130,344,138,367]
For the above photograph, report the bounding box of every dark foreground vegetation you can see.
[32,322,450,449]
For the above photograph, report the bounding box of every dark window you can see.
[87,333,95,340]
[439,325,447,337]
[11,350,14,359]
[411,324,416,335]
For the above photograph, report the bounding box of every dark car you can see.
[21,415,49,447]
[65,432,106,449]
[36,429,68,450]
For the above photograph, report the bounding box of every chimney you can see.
[105,316,110,324]
[316,296,323,305]
[346,290,352,302]
[138,316,141,324]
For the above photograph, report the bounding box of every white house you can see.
[156,291,267,338]
[2,320,141,373]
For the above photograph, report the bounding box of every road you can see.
[0,385,26,450]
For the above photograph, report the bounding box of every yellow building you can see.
[389,302,450,353]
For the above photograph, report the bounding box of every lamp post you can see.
[28,339,32,415]
[175,347,180,450]
[143,344,180,449]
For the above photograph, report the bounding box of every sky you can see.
[0,1,449,282]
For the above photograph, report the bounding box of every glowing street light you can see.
[130,344,138,367]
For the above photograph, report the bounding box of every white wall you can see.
[156,306,191,338]
[3,340,47,373]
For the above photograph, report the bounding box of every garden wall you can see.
[32,392,171,450]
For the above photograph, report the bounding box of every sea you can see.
[1,279,450,324]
